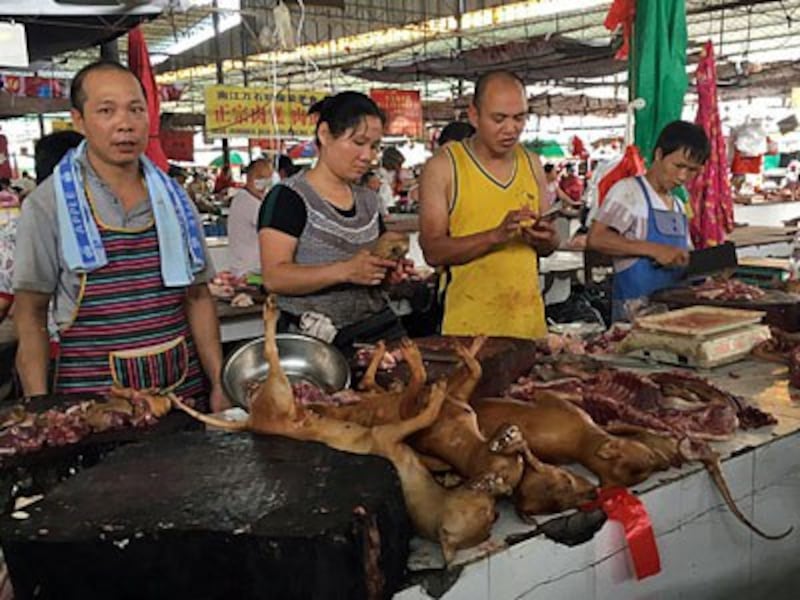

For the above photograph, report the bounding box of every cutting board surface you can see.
[635,306,765,337]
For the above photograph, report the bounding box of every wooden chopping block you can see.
[0,395,201,515]
[373,336,540,399]
[0,432,410,600]
[652,287,800,332]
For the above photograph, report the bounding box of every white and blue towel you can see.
[54,141,205,287]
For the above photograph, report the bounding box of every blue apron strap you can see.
[635,175,682,218]
[634,176,658,241]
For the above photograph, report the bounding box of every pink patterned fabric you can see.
[686,41,734,249]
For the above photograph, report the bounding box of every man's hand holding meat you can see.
[519,216,559,257]
[385,258,416,285]
[490,208,529,246]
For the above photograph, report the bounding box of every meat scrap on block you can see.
[0,388,177,458]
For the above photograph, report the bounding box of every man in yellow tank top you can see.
[419,70,558,339]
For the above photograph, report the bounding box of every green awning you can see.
[524,139,565,158]
[209,152,245,167]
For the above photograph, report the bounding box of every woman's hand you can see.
[343,250,396,286]
[386,258,416,284]
[209,381,232,413]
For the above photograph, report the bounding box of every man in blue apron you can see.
[587,121,710,321]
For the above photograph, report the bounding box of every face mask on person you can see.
[272,171,281,185]
[253,178,270,192]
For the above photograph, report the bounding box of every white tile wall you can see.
[436,559,490,600]
[487,534,597,599]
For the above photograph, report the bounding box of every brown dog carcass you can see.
[312,337,426,427]
[315,336,525,496]
[497,355,790,539]
[511,445,597,520]
[408,337,522,492]
[483,385,790,540]
[316,338,598,518]
[473,393,661,489]
[172,296,496,563]
[413,342,596,517]
[606,423,792,540]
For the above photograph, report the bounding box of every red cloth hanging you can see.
[127,26,169,173]
[730,150,762,176]
[604,0,637,60]
[686,41,734,248]
[583,487,661,580]
[597,145,646,206]
[571,135,589,160]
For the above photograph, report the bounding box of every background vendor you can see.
[258,91,407,353]
[13,60,228,411]
[586,120,709,321]
[228,158,273,278]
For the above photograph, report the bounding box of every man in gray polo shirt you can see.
[13,60,229,411]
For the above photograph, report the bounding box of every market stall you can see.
[5,0,800,598]
[1,310,799,598]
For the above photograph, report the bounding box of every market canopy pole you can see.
[630,0,688,165]
[100,39,119,63]
[212,0,230,168]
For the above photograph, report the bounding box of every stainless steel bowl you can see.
[222,334,351,408]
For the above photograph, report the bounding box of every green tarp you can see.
[631,0,688,164]
[524,139,565,158]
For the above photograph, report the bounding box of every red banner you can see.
[1,75,67,98]
[248,138,286,152]
[0,135,11,179]
[159,129,194,162]
[1,76,22,96]
[369,89,423,138]
[158,83,186,102]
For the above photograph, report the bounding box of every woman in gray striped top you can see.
[258,92,407,354]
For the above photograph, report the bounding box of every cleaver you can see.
[684,241,738,279]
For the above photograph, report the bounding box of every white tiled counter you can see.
[396,360,800,600]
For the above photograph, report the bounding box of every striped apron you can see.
[55,220,205,400]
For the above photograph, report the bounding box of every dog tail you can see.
[704,455,792,541]
[168,394,248,432]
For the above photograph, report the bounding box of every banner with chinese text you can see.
[50,120,73,132]
[204,85,324,138]
[369,89,423,138]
